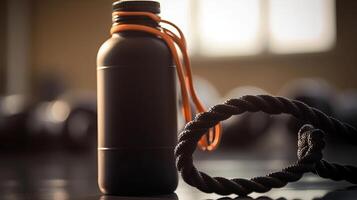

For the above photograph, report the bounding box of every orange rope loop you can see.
[111,11,222,151]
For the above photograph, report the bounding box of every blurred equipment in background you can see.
[61,92,97,150]
[0,91,97,152]
[0,95,33,151]
[27,91,97,151]
[35,72,67,101]
[335,90,357,132]
[26,99,66,150]
[219,86,272,150]
[280,78,336,135]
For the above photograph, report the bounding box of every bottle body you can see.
[97,32,178,195]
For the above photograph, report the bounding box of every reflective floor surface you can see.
[1,148,356,200]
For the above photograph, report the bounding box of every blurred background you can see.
[2,0,357,95]
[1,0,357,199]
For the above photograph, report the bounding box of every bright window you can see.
[197,0,263,56]
[268,0,336,54]
[159,0,193,51]
[159,0,336,56]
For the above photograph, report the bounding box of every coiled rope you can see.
[110,12,357,197]
[175,95,357,196]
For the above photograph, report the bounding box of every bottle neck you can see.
[112,15,159,28]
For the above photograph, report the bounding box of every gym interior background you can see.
[1,0,357,199]
[1,0,357,95]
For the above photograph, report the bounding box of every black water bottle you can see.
[97,1,178,195]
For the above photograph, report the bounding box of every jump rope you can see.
[111,11,357,196]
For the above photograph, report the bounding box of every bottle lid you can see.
[113,0,160,14]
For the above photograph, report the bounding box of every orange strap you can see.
[110,11,222,151]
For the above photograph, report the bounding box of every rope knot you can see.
[297,124,325,163]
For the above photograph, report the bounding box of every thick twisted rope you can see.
[175,95,357,196]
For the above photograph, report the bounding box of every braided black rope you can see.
[175,95,357,196]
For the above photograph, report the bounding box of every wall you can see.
[0,2,6,93]
[30,0,357,96]
[31,0,113,91]
[6,0,31,95]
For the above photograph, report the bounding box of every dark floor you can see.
[1,147,356,200]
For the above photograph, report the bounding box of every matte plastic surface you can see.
[96,9,178,195]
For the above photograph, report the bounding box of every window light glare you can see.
[268,0,336,54]
[197,0,263,56]
[159,0,193,51]
[158,0,336,56]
